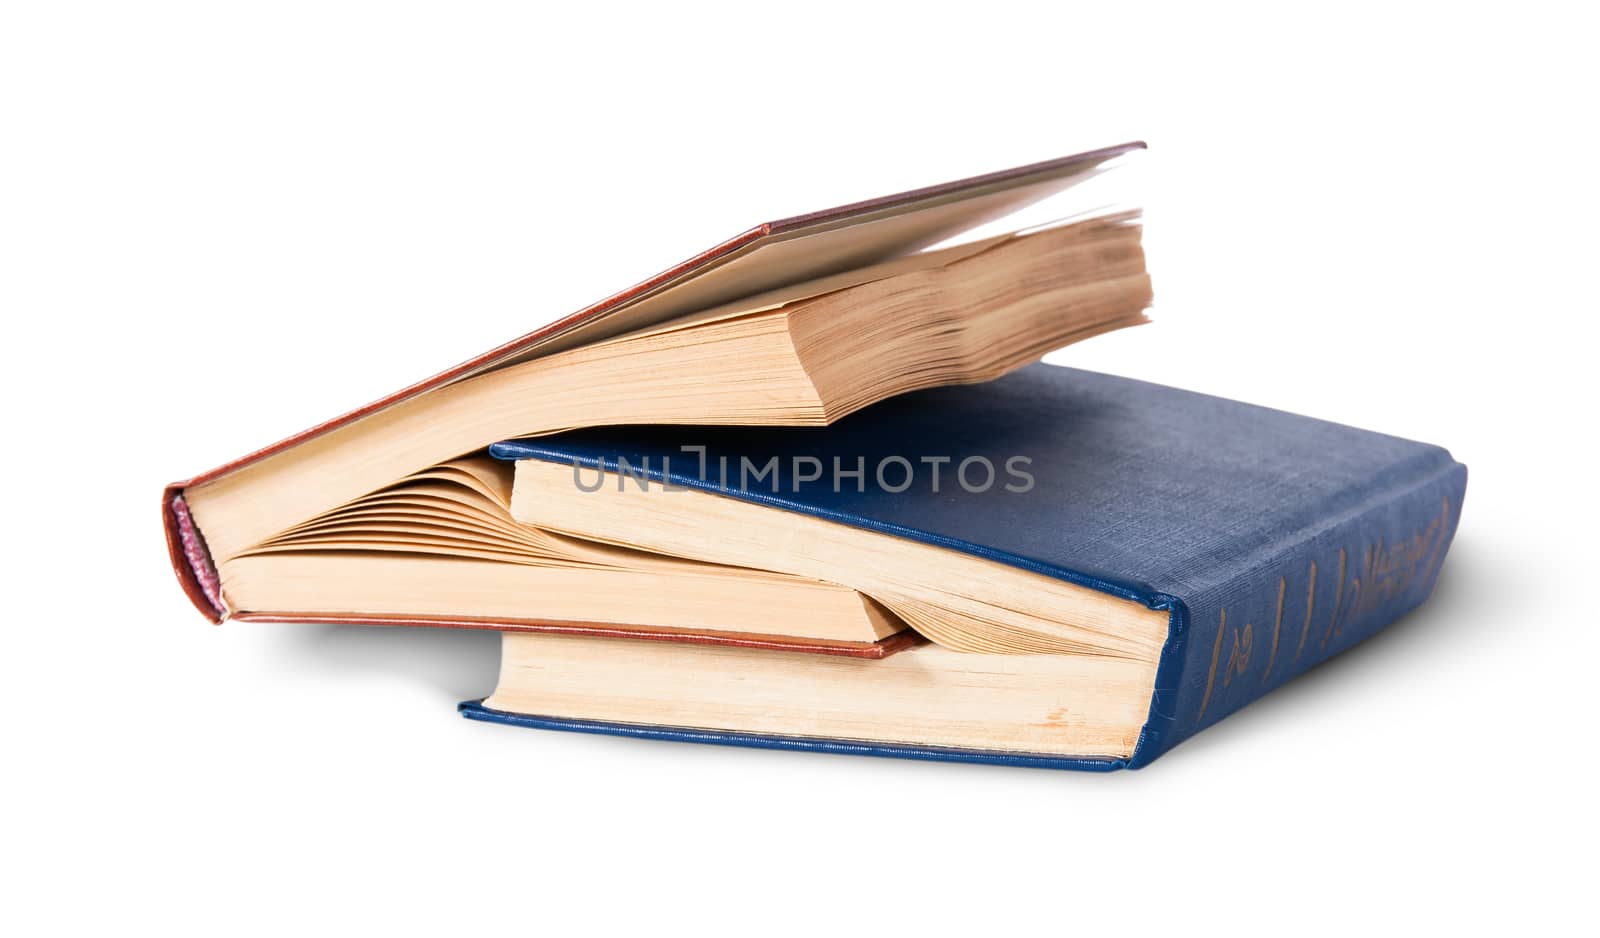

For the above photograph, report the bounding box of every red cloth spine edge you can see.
[164,489,225,623]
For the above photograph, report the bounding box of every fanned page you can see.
[221,457,908,647]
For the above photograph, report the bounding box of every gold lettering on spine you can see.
[1223,621,1254,686]
[1261,577,1286,685]
[1318,548,1347,651]
[1292,560,1317,664]
[1322,546,1364,650]
[1197,608,1227,723]
[1192,496,1455,726]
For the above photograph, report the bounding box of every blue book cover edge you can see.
[458,700,1127,771]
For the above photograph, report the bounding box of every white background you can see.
[4,2,1595,934]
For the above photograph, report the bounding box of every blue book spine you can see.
[1134,459,1467,766]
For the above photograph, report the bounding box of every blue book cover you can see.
[480,364,1467,769]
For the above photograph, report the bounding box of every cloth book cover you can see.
[485,364,1467,768]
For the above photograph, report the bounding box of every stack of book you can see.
[163,143,1466,770]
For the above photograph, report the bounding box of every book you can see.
[477,364,1468,769]
[163,142,1152,653]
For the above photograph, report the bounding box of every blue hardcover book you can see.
[475,364,1466,769]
